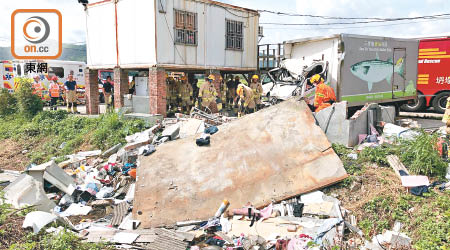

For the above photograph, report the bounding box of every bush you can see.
[399,131,447,177]
[91,113,146,150]
[0,89,16,117]
[15,77,43,118]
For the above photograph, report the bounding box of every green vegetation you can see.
[1,195,112,250]
[332,133,450,249]
[359,192,450,249]
[333,130,448,178]
[0,110,148,165]
[13,78,44,118]
[0,78,149,165]
[8,229,113,250]
[399,131,448,177]
[0,89,16,117]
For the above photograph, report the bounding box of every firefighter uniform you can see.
[311,74,336,112]
[219,76,227,111]
[249,75,263,107]
[179,76,193,112]
[166,76,177,112]
[236,83,255,116]
[198,75,218,111]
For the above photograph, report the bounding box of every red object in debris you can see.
[128,169,136,179]
[414,38,450,113]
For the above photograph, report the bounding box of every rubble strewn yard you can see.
[1,97,449,250]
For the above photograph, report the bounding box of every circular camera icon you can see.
[23,16,50,44]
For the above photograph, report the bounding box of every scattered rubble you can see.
[4,99,450,249]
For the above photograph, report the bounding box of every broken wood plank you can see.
[387,155,409,178]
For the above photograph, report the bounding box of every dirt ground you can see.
[0,139,30,171]
[330,166,403,210]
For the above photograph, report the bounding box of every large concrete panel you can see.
[134,99,347,228]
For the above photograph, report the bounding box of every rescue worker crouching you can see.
[249,74,263,110]
[198,74,218,112]
[49,76,60,111]
[310,74,336,113]
[179,75,193,113]
[236,83,255,116]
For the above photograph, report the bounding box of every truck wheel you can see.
[432,92,449,114]
[401,94,426,112]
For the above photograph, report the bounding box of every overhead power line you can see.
[258,9,450,21]
[260,13,450,26]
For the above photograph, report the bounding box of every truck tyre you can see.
[432,92,449,114]
[401,94,426,112]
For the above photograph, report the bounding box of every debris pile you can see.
[0,106,243,248]
[3,99,449,249]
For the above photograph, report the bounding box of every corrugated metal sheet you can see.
[134,99,348,228]
[110,201,130,226]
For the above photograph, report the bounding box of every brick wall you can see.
[113,67,129,108]
[85,68,99,115]
[149,67,167,116]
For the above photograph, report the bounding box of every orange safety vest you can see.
[49,83,60,98]
[32,82,43,96]
[314,81,336,112]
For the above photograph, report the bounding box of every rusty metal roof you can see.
[134,99,348,228]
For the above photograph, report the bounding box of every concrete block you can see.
[102,143,122,158]
[179,119,204,139]
[161,123,181,140]
[124,113,163,124]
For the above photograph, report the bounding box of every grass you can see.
[0,110,150,166]
[332,138,450,249]
[358,191,450,249]
[0,109,149,248]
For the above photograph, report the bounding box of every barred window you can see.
[226,19,243,50]
[174,9,197,45]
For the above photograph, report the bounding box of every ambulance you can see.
[0,60,86,104]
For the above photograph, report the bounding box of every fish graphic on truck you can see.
[350,55,405,91]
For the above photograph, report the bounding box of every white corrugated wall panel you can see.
[86,3,116,67]
[117,0,157,66]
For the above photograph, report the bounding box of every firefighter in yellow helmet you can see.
[311,74,336,112]
[236,83,255,116]
[166,73,178,112]
[218,75,227,112]
[198,74,218,112]
[178,75,193,113]
[249,74,263,110]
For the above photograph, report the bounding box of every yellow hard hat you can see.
[236,84,244,96]
[165,73,169,78]
[310,74,322,84]
[207,74,215,81]
[252,75,259,80]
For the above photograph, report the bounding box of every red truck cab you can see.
[403,37,450,113]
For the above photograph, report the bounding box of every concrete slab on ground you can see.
[134,99,347,228]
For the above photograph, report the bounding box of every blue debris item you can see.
[196,136,210,146]
[122,163,135,174]
[205,126,219,135]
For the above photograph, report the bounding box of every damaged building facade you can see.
[84,0,259,116]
